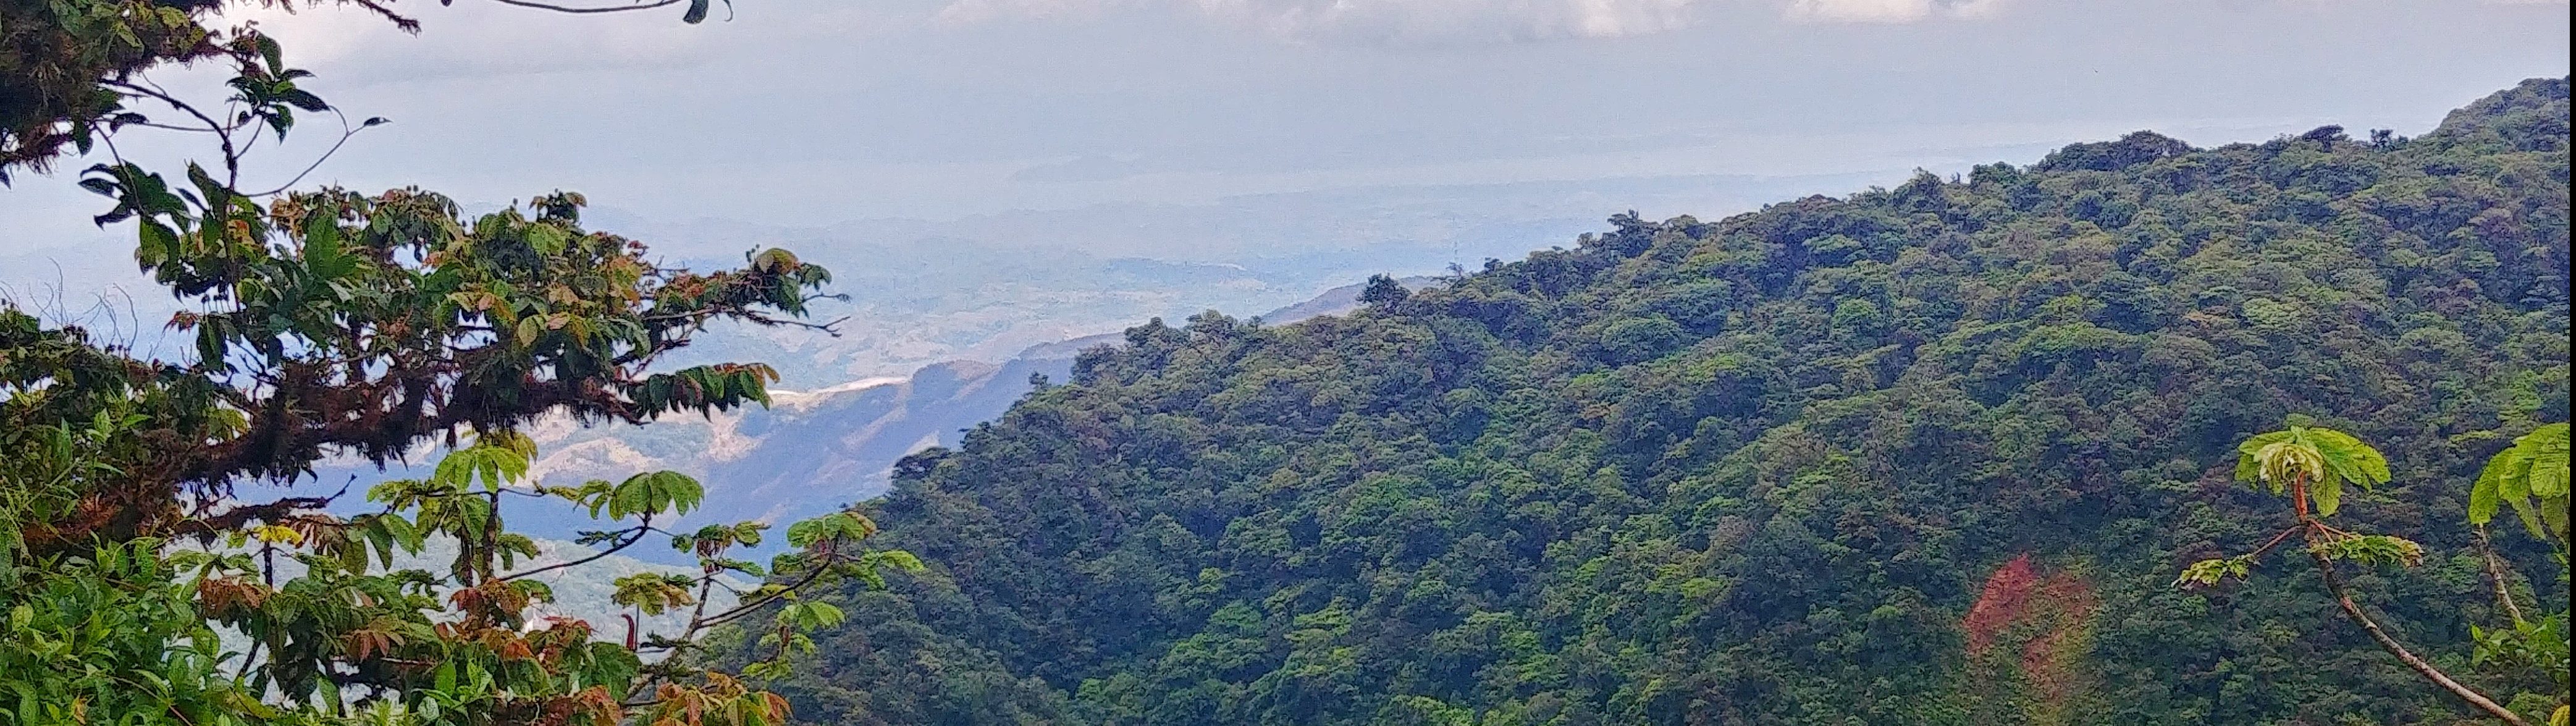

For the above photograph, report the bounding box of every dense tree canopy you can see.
[757,78,2572,725]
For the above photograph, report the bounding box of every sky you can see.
[2,0,2569,268]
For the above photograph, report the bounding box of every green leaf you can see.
[787,511,877,548]
[2174,555,2254,588]
[869,549,924,573]
[255,33,284,74]
[2235,430,2292,460]
[2308,426,2389,491]
[611,572,697,615]
[2475,423,2572,544]
[2234,430,2292,492]
[303,213,353,280]
[2315,533,2425,568]
[2233,424,2391,515]
[2521,423,2570,497]
[783,601,844,630]
[278,88,329,112]
[315,678,342,714]
[138,220,178,262]
[510,578,556,604]
[524,224,568,255]
[2508,495,2548,540]
[2502,452,2535,500]
[608,471,703,520]
[2312,477,2343,517]
[2470,456,2505,526]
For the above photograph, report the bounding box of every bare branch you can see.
[2245,524,2302,560]
[340,0,423,32]
[246,111,385,198]
[495,521,649,582]
[2473,526,2528,625]
[104,80,242,187]
[694,556,837,630]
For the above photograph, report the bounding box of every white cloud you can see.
[1785,0,2002,23]
[936,0,2013,43]
[935,0,1141,24]
[1196,0,1700,41]
[940,0,1700,40]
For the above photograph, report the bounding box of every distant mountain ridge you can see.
[735,78,2572,725]
[496,274,1441,541]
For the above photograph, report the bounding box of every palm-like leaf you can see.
[606,470,704,520]
[2236,424,2391,517]
[2470,422,2571,544]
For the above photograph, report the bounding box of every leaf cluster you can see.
[2471,423,2572,549]
[2233,423,2390,517]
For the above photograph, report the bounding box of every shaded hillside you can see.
[754,79,2571,726]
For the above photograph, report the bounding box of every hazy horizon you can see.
[4,0,2567,381]
[4,0,2565,248]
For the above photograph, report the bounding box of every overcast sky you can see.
[2,0,2568,258]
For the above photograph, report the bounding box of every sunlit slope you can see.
[768,80,2568,725]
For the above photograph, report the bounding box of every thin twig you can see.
[245,110,383,197]
[696,556,836,630]
[495,521,649,582]
[2246,523,2303,560]
[114,77,242,188]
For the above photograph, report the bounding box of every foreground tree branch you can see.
[2306,534,2529,725]
[2176,424,2542,725]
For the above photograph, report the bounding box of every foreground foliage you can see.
[1,188,917,724]
[2178,423,2546,725]
[7,0,933,721]
[754,78,2572,725]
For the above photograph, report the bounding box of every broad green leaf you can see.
[2470,457,2504,525]
[607,471,702,520]
[2472,422,2572,544]
[2233,430,2291,488]
[524,224,568,255]
[2507,495,2548,539]
[2233,423,2390,516]
[303,213,353,281]
[2522,423,2570,497]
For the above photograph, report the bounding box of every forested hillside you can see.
[752,78,2572,725]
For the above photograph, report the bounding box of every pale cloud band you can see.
[1190,0,1701,42]
[1787,0,2004,23]
[937,0,2008,43]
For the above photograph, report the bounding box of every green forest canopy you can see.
[749,78,2572,725]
